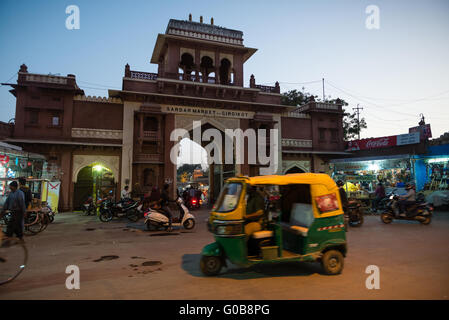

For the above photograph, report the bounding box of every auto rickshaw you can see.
[200,173,347,276]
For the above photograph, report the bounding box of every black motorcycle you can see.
[99,198,140,222]
[344,200,364,230]
[381,193,433,225]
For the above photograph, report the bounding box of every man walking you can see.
[2,181,26,240]
[19,177,32,210]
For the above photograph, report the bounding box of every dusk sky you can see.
[1,0,448,160]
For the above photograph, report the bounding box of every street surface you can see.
[1,208,449,299]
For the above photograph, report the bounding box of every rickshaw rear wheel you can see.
[321,250,344,275]
[200,256,223,276]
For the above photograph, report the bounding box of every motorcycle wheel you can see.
[381,212,393,224]
[183,218,195,230]
[146,220,157,231]
[99,211,113,222]
[349,214,364,227]
[127,210,139,222]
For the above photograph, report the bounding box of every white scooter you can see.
[144,196,195,231]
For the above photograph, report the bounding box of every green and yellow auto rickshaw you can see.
[200,173,347,276]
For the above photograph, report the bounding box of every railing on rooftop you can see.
[130,71,158,81]
[254,84,280,94]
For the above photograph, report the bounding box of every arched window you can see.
[200,56,214,82]
[180,53,194,80]
[219,58,231,85]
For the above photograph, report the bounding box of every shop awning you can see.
[330,154,411,163]
[282,150,351,155]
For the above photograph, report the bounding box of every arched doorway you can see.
[73,163,116,210]
[285,166,305,174]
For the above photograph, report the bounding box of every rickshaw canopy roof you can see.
[229,173,337,190]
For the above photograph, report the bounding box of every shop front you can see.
[413,144,449,192]
[0,142,53,207]
[330,154,414,205]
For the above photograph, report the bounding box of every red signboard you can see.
[346,136,396,151]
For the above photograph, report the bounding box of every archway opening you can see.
[180,53,195,80]
[200,56,214,81]
[73,163,115,210]
[285,166,306,174]
[219,58,231,85]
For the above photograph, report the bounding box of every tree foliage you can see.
[280,89,367,140]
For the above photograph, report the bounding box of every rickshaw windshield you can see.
[214,182,243,213]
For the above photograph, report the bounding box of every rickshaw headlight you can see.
[215,224,243,235]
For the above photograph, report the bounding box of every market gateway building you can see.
[1,16,347,211]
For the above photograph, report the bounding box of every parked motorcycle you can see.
[381,192,433,225]
[344,200,364,230]
[144,196,195,231]
[82,196,96,216]
[99,198,140,222]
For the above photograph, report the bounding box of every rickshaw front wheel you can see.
[200,256,223,276]
[321,250,344,275]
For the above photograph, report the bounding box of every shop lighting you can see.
[93,165,105,172]
[427,157,449,164]
[368,163,380,171]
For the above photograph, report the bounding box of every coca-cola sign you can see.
[346,132,420,151]
[346,136,396,151]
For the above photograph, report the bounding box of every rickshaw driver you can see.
[244,186,265,237]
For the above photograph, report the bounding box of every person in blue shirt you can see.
[2,181,26,240]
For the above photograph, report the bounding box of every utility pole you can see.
[353,104,364,140]
[322,78,325,102]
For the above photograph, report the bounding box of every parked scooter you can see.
[99,198,140,222]
[82,196,96,216]
[344,200,364,229]
[381,192,433,225]
[144,196,195,231]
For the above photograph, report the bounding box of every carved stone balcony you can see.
[130,71,158,81]
[282,139,313,148]
[143,130,158,140]
[134,153,163,163]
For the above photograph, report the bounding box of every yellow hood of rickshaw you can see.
[212,173,343,220]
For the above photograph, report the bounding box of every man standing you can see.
[2,181,26,240]
[19,177,32,210]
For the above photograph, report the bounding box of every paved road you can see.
[1,209,449,299]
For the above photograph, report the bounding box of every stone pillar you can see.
[122,101,140,189]
[60,149,72,211]
[163,114,176,198]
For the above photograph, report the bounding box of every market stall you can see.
[331,155,414,208]
[0,178,60,212]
